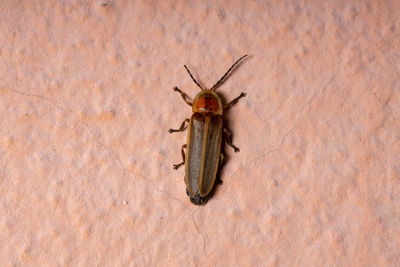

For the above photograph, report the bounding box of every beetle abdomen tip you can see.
[189,194,209,205]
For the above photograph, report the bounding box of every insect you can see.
[169,55,247,205]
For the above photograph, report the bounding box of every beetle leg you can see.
[223,92,246,110]
[215,153,224,185]
[173,87,192,106]
[168,118,190,133]
[173,144,187,169]
[224,128,240,152]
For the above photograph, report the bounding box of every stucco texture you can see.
[1,0,399,266]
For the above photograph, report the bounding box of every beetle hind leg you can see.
[173,144,187,169]
[173,162,184,169]
[216,153,224,185]
[224,128,240,152]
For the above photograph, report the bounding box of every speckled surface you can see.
[0,0,399,266]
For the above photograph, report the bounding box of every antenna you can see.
[210,54,248,91]
[184,65,205,90]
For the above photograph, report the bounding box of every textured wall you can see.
[0,0,399,266]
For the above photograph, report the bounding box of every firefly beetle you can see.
[169,55,247,205]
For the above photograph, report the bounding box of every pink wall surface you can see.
[0,0,399,266]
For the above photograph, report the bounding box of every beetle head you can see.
[192,89,223,115]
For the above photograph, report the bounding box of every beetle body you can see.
[169,55,247,205]
[185,90,223,204]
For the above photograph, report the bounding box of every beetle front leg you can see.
[223,92,246,110]
[173,87,192,106]
[168,118,190,133]
[224,128,240,152]
[173,144,187,169]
